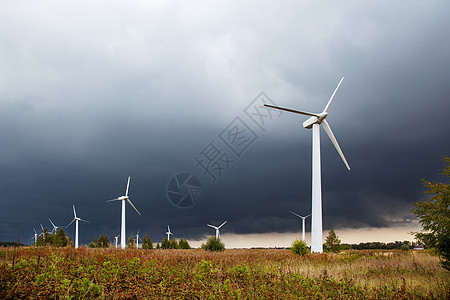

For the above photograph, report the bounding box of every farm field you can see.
[1,247,448,299]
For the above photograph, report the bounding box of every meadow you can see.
[1,247,448,299]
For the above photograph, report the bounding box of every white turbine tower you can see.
[107,176,141,249]
[66,205,89,249]
[265,77,350,253]
[31,228,38,245]
[166,225,173,241]
[289,211,311,243]
[134,230,141,249]
[207,221,227,239]
[114,235,120,248]
[48,218,62,234]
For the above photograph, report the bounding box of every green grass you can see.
[1,247,448,299]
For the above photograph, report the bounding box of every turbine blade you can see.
[305,214,311,218]
[49,218,55,227]
[79,218,89,223]
[218,221,227,228]
[127,198,141,215]
[323,77,344,113]
[322,120,351,170]
[106,198,120,202]
[34,228,37,234]
[264,104,319,117]
[125,176,130,197]
[66,219,75,228]
[40,224,44,231]
[207,224,216,229]
[73,205,77,218]
[289,211,302,218]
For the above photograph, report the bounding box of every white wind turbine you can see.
[134,230,141,249]
[289,211,311,243]
[166,225,173,241]
[207,221,227,239]
[265,77,350,253]
[114,235,120,248]
[66,205,89,249]
[107,176,141,249]
[31,228,38,245]
[48,218,62,234]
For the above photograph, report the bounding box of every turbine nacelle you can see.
[303,112,328,129]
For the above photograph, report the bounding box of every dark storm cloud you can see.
[0,1,449,245]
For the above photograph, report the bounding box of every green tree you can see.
[178,238,191,249]
[324,229,341,253]
[98,234,109,248]
[291,239,309,256]
[161,238,171,249]
[412,156,450,270]
[201,236,225,252]
[127,236,135,249]
[170,239,178,249]
[142,234,153,249]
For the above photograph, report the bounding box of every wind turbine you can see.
[31,228,38,245]
[134,230,141,249]
[265,77,350,253]
[107,176,141,249]
[166,225,173,241]
[66,205,89,249]
[207,221,227,239]
[289,211,311,243]
[40,224,47,241]
[114,235,120,248]
[48,218,62,234]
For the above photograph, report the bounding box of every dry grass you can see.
[0,247,448,299]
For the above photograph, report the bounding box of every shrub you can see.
[201,237,225,252]
[291,240,309,256]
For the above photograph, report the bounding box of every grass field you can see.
[1,247,448,299]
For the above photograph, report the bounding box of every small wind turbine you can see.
[289,211,311,243]
[114,235,120,248]
[166,225,173,241]
[66,205,89,249]
[48,218,62,234]
[134,230,141,249]
[40,224,47,240]
[31,228,38,245]
[107,176,141,249]
[207,221,227,239]
[265,77,350,253]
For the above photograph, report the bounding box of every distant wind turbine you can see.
[166,225,173,241]
[265,77,350,253]
[289,211,311,243]
[66,205,89,249]
[134,230,141,249]
[114,235,120,249]
[31,228,38,245]
[207,221,227,239]
[48,218,62,234]
[107,176,141,249]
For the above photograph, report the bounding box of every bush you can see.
[291,240,309,256]
[201,237,225,252]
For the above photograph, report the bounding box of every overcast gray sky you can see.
[1,0,449,247]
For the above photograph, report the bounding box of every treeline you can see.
[0,242,25,247]
[341,240,413,250]
[35,229,72,247]
[87,234,192,249]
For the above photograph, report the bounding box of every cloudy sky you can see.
[1,0,449,248]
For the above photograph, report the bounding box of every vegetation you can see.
[89,234,109,248]
[290,239,309,256]
[201,237,225,252]
[413,155,450,270]
[126,237,135,249]
[35,228,71,247]
[324,229,341,253]
[0,247,448,298]
[178,238,191,249]
[141,234,153,249]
